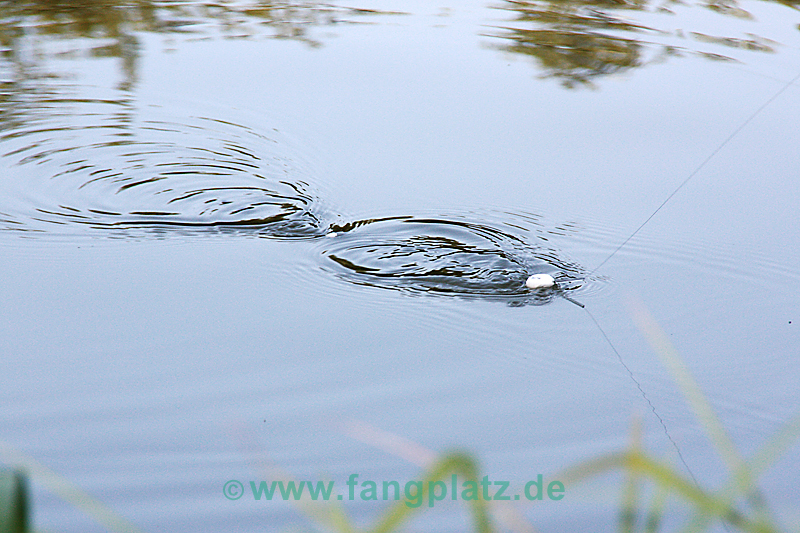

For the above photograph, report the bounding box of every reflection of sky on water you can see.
[1,1,800,532]
[0,94,594,306]
[0,2,405,92]
[1,0,797,91]
[0,97,330,239]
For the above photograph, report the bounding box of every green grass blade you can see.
[625,296,751,482]
[746,411,800,482]
[620,418,643,533]
[644,480,667,533]
[0,469,29,533]
[368,451,491,533]
[561,450,777,533]
[0,440,144,533]
[626,295,798,531]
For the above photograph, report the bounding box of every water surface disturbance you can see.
[1,96,591,305]
[322,215,586,305]
[1,97,328,239]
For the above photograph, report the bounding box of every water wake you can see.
[0,96,596,305]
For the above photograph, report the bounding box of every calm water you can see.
[1,1,799,531]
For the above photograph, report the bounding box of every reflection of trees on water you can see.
[0,1,399,92]
[0,0,798,95]
[486,0,796,88]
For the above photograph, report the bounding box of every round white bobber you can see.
[526,273,555,289]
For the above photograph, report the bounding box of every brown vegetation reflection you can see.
[486,0,797,88]
[1,0,798,95]
[0,1,402,91]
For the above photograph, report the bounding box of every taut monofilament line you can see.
[540,69,800,511]
[590,70,800,276]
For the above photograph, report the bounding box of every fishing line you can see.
[543,275,699,483]
[545,69,799,506]
[585,307,700,487]
[589,70,800,276]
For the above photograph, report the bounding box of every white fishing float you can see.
[525,273,555,290]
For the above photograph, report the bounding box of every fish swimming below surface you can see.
[0,96,595,306]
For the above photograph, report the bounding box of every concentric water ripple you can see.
[0,96,599,304]
[0,97,329,239]
[320,214,591,305]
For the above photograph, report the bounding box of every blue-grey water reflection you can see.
[1,95,593,305]
[322,214,588,304]
[1,97,330,239]
[1,1,799,532]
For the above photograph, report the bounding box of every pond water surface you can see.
[1,1,799,532]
